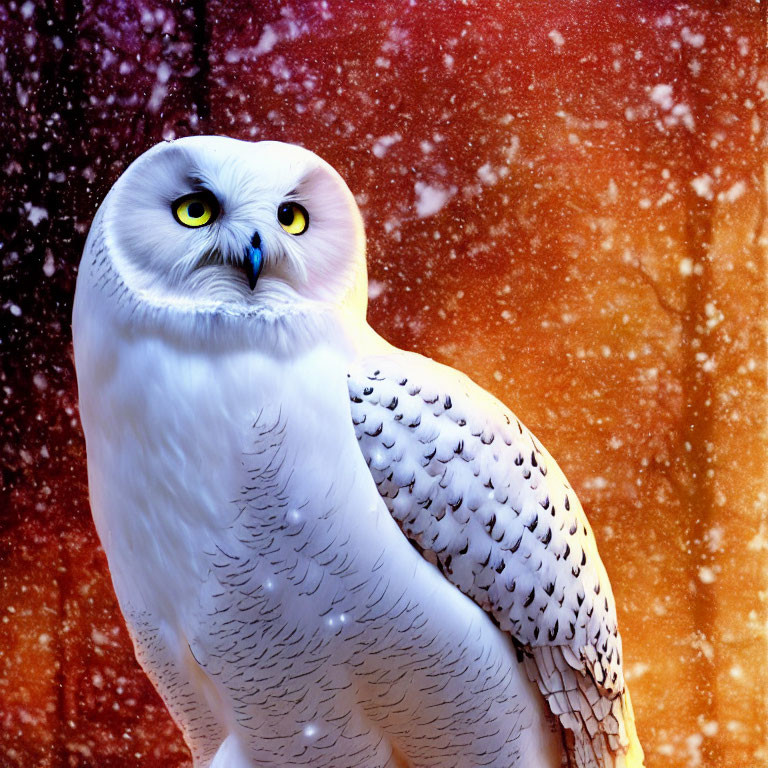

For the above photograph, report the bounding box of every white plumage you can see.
[73,135,643,768]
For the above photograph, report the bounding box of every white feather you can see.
[74,135,624,768]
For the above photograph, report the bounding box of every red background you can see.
[1,2,767,766]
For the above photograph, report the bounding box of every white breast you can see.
[75,305,561,768]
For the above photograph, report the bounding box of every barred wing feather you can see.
[348,350,644,768]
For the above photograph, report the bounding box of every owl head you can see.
[79,136,368,342]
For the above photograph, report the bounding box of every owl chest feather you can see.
[78,325,559,767]
[80,328,348,613]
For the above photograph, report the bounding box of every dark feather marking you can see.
[548,620,559,642]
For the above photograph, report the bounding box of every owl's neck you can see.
[78,221,362,359]
[111,281,353,358]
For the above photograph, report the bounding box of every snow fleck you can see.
[691,631,714,662]
[738,36,750,57]
[719,180,746,203]
[225,24,283,63]
[91,629,110,646]
[414,181,456,218]
[372,132,402,159]
[368,280,386,300]
[729,665,744,680]
[20,1,35,20]
[648,85,695,129]
[33,373,47,391]
[585,476,608,490]
[698,566,716,584]
[681,27,705,48]
[477,163,498,185]
[705,526,724,552]
[685,733,703,767]
[548,30,565,47]
[624,662,650,680]
[255,25,279,56]
[503,136,520,161]
[705,302,723,330]
[679,257,694,276]
[748,523,768,552]
[156,61,171,84]
[649,84,674,111]
[43,250,55,277]
[303,724,318,739]
[691,174,714,200]
[24,202,48,226]
[443,53,454,68]
[7,302,22,317]
[147,83,167,113]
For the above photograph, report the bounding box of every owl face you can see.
[98,136,366,317]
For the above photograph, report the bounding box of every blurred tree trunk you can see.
[689,4,768,762]
[679,37,720,768]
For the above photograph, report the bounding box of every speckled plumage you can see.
[348,351,643,768]
[74,136,642,768]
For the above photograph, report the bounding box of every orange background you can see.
[1,2,766,766]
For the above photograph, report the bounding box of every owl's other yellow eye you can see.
[277,202,309,235]
[172,192,219,228]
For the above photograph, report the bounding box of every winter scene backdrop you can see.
[1,1,766,766]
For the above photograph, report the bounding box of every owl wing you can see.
[348,349,644,768]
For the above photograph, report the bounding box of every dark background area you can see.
[1,1,767,766]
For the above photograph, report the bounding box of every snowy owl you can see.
[73,135,644,768]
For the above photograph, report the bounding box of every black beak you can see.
[244,232,263,290]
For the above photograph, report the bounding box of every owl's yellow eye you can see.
[172,192,219,228]
[277,202,309,235]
